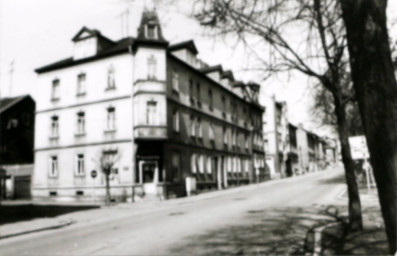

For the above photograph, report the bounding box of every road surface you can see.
[0,168,346,255]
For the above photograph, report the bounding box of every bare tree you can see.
[194,0,363,230]
[98,150,120,206]
[339,0,397,253]
[311,74,363,137]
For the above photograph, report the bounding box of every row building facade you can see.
[32,10,267,202]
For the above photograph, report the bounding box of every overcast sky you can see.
[1,0,396,137]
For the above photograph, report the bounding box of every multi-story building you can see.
[0,95,35,199]
[32,10,266,202]
[263,95,289,179]
[296,124,331,173]
[285,123,300,176]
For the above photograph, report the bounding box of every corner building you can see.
[32,10,266,202]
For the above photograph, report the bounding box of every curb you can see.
[0,219,74,240]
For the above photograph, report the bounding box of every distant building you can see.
[296,124,331,173]
[263,95,289,179]
[0,95,35,199]
[286,123,300,176]
[32,10,267,202]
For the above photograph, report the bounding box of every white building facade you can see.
[33,28,136,201]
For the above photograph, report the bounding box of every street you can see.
[0,168,347,255]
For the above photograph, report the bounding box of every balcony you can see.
[134,125,167,139]
[134,80,166,95]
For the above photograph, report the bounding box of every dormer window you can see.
[146,24,158,39]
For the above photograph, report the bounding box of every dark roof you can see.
[0,95,31,114]
[35,37,134,73]
[168,40,198,55]
[200,65,223,74]
[221,70,234,80]
[137,10,166,41]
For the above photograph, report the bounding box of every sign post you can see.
[349,136,374,192]
[91,170,97,202]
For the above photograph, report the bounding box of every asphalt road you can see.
[0,168,346,255]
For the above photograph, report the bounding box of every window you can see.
[146,101,157,125]
[106,107,116,131]
[50,115,59,137]
[77,73,86,95]
[208,89,213,110]
[228,157,232,173]
[221,96,226,118]
[190,115,195,137]
[146,24,158,39]
[198,155,204,173]
[191,154,197,173]
[172,71,179,92]
[76,112,85,135]
[196,83,201,106]
[107,65,116,89]
[197,118,203,138]
[189,79,194,98]
[245,134,249,150]
[49,156,58,177]
[223,127,228,145]
[173,110,180,132]
[52,79,60,100]
[76,154,85,176]
[171,151,181,182]
[207,156,212,174]
[209,123,215,141]
[147,55,157,79]
[245,159,249,173]
[232,130,237,146]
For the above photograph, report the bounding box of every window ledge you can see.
[104,129,116,133]
[49,136,59,140]
[105,87,116,91]
[76,92,86,97]
[74,174,85,177]
[75,132,86,137]
[51,97,60,102]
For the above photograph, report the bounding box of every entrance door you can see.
[140,160,158,195]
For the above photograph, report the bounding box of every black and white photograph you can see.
[0,0,396,255]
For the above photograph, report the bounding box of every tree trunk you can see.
[339,0,397,253]
[334,95,363,231]
[105,174,111,206]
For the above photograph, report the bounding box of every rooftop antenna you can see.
[9,60,14,97]
[116,7,131,38]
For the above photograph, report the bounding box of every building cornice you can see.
[35,139,133,152]
[36,95,131,114]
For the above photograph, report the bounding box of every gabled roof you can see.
[35,37,134,73]
[72,26,114,44]
[168,40,198,55]
[0,95,32,114]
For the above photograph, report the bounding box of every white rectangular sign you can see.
[349,135,370,160]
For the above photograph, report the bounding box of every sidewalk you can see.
[0,169,343,240]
